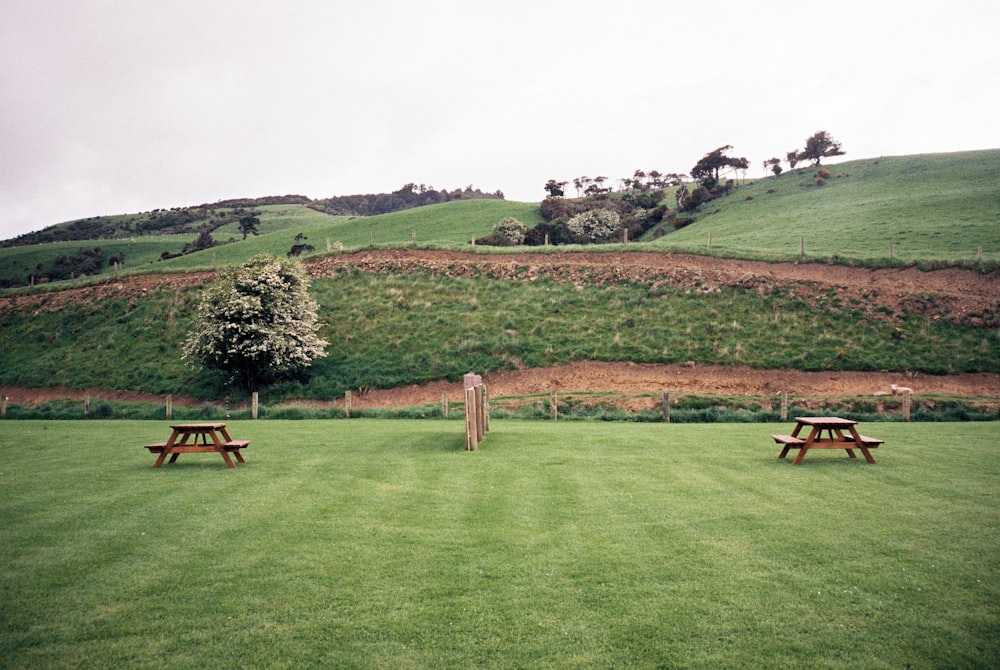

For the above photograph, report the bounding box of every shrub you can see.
[566,209,622,244]
[491,217,528,246]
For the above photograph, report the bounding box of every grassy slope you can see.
[1,420,997,668]
[652,150,1000,262]
[0,200,543,282]
[1,271,996,399]
[2,150,998,285]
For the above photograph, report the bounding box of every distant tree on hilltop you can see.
[690,145,749,189]
[797,130,845,166]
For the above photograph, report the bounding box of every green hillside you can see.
[652,150,1000,263]
[0,200,542,285]
[1,150,997,289]
[1,268,996,401]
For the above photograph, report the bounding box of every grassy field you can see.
[653,150,1000,263]
[1,420,997,668]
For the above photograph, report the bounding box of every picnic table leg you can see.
[848,426,877,464]
[792,426,821,465]
[219,449,236,468]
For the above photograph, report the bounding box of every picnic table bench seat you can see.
[222,440,251,450]
[144,442,169,453]
[855,435,883,447]
[771,434,805,446]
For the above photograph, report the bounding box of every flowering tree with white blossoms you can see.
[491,217,528,246]
[183,253,328,391]
[566,209,621,244]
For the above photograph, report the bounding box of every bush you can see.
[565,209,622,244]
[491,217,528,246]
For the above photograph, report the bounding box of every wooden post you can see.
[1,395,7,418]
[84,397,90,416]
[902,390,911,422]
[369,231,373,246]
[482,385,490,433]
[708,233,712,251]
[475,384,485,441]
[623,229,628,244]
[662,392,670,423]
[465,387,478,451]
[411,230,416,245]
[550,390,558,420]
[544,233,549,247]
[978,243,984,263]
[252,392,259,420]
[166,395,173,420]
[780,391,788,421]
[345,390,352,418]
[889,241,894,260]
[442,391,449,418]
[799,235,805,257]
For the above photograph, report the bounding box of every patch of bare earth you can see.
[3,250,998,408]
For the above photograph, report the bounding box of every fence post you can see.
[902,390,911,422]
[780,391,788,421]
[84,397,90,416]
[252,392,259,420]
[345,390,352,418]
[166,395,173,420]
[550,390,558,420]
[1,395,7,418]
[799,235,805,258]
[465,387,478,451]
[662,392,670,423]
[889,241,894,260]
[708,233,712,251]
[442,391,449,418]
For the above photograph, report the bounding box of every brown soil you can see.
[3,250,998,408]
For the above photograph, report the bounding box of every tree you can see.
[566,209,621,243]
[191,226,215,251]
[183,253,328,391]
[763,157,783,177]
[690,145,750,188]
[491,217,528,246]
[543,179,568,198]
[238,214,260,240]
[798,130,845,166]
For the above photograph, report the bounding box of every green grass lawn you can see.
[1,420,997,668]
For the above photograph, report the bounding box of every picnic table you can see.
[772,416,883,465]
[144,423,250,468]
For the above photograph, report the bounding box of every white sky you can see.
[2,0,998,240]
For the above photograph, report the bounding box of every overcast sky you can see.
[2,0,998,240]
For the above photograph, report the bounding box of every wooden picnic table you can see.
[772,416,883,465]
[144,423,250,468]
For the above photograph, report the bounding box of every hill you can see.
[2,151,998,289]
[652,149,1000,263]
[0,150,998,410]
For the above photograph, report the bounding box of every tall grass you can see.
[1,420,997,668]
